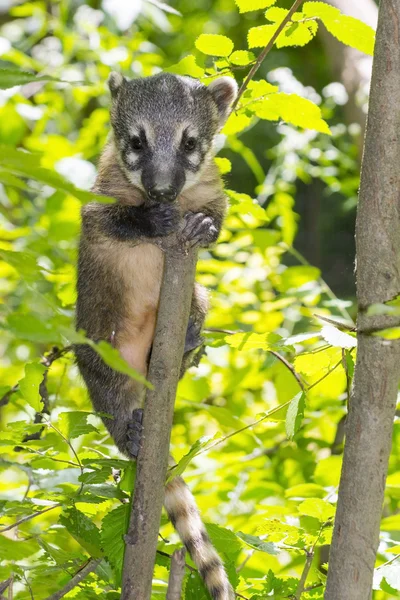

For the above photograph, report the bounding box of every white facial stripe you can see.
[128,122,155,146]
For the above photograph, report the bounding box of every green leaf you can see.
[257,519,303,545]
[0,535,40,560]
[236,531,278,554]
[185,572,209,600]
[248,24,278,48]
[58,411,99,439]
[276,21,318,48]
[18,362,46,412]
[279,265,321,291]
[285,483,326,499]
[214,157,232,174]
[227,190,269,221]
[225,332,270,350]
[78,469,110,484]
[252,93,330,134]
[206,523,242,559]
[93,341,152,387]
[166,54,205,77]
[285,392,306,439]
[0,250,41,279]
[0,146,111,204]
[303,1,375,55]
[167,436,215,480]
[195,34,234,57]
[59,506,102,557]
[223,112,252,135]
[298,498,335,522]
[373,327,400,340]
[0,67,60,90]
[320,325,357,349]
[6,313,62,343]
[229,50,255,66]
[101,504,130,585]
[235,0,276,13]
[247,79,279,97]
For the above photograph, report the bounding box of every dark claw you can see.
[126,408,144,459]
[179,212,218,248]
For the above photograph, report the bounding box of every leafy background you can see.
[0,1,397,599]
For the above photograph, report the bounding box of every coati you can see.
[75,72,237,600]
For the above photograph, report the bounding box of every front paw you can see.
[126,408,143,459]
[179,212,219,248]
[142,203,180,237]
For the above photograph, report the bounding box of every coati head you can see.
[107,72,237,203]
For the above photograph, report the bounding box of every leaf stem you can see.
[231,0,304,112]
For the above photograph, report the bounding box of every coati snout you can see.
[107,71,237,203]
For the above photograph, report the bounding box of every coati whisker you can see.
[75,72,237,600]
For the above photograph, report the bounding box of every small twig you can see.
[313,314,355,332]
[44,558,102,600]
[307,359,342,391]
[0,503,61,533]
[44,420,84,480]
[293,524,326,599]
[231,0,304,112]
[206,328,305,391]
[156,550,196,573]
[0,581,11,595]
[0,385,18,408]
[190,398,293,460]
[269,350,306,391]
[294,550,314,599]
[166,548,186,600]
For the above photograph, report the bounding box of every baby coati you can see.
[75,72,237,600]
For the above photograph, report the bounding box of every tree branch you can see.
[166,548,186,600]
[44,558,102,600]
[231,0,304,112]
[0,503,61,533]
[325,1,400,598]
[121,240,197,600]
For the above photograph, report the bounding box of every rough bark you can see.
[166,548,186,600]
[320,0,377,146]
[121,241,197,600]
[325,2,400,599]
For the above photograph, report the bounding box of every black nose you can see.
[147,187,177,203]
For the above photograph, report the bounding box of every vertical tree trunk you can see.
[325,2,400,599]
[121,243,197,600]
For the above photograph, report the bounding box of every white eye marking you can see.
[126,152,139,165]
[188,150,201,167]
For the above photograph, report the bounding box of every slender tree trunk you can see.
[325,2,400,599]
[121,242,197,600]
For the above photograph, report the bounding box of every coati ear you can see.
[208,77,238,125]
[108,72,126,99]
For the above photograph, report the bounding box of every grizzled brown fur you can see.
[75,72,237,600]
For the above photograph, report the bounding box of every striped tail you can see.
[164,476,235,600]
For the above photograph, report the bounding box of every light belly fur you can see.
[114,242,164,375]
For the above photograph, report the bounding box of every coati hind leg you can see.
[75,345,144,457]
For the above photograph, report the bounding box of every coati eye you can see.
[184,137,197,153]
[131,136,144,151]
